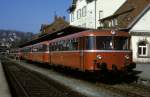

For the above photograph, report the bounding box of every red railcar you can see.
[31,41,49,63]
[20,29,136,75]
[21,45,32,60]
[48,30,135,72]
[21,41,49,63]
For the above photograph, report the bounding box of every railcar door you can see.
[43,44,49,63]
[49,43,52,65]
[79,37,84,71]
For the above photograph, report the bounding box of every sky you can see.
[0,0,72,33]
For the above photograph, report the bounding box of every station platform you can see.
[135,64,150,81]
[0,61,11,97]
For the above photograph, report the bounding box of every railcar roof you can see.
[82,29,130,36]
[20,25,129,48]
[49,30,130,43]
[19,25,89,47]
[61,29,130,38]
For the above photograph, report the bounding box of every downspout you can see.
[95,0,97,29]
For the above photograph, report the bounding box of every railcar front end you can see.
[83,31,136,74]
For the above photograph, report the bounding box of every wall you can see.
[131,36,150,63]
[130,9,150,63]
[96,0,126,28]
[70,0,95,28]
[70,0,126,29]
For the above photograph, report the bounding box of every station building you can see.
[69,0,150,63]
[68,0,126,29]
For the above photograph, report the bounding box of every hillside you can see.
[0,29,34,48]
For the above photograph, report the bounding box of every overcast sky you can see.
[0,0,72,33]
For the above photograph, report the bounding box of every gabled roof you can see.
[40,16,69,36]
[100,0,150,30]
[116,0,150,29]
[128,3,150,29]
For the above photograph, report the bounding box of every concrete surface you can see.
[135,64,150,80]
[12,59,150,97]
[0,60,11,97]
[14,60,124,97]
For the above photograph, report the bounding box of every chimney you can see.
[55,15,58,20]
[63,16,66,20]
[54,11,58,20]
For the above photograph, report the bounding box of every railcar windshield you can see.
[96,36,113,50]
[113,37,129,50]
[86,36,129,50]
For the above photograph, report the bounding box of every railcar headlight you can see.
[125,55,130,60]
[97,55,102,60]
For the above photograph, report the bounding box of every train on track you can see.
[10,27,136,78]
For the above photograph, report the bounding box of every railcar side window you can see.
[32,44,47,52]
[42,44,48,51]
[66,40,70,50]
[32,47,37,52]
[49,38,79,51]
[67,39,79,50]
[24,47,31,52]
[49,44,52,51]
[72,39,79,50]
[62,40,67,50]
[51,43,55,51]
[38,44,44,52]
[86,36,95,50]
[59,40,64,51]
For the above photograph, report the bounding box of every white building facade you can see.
[130,7,150,63]
[69,0,95,28]
[69,0,126,29]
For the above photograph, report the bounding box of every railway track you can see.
[2,58,150,97]
[26,59,150,97]
[2,60,86,97]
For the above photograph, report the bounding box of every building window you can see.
[71,13,74,22]
[99,10,103,20]
[43,29,46,33]
[82,6,86,17]
[111,19,114,27]
[108,21,112,27]
[114,19,118,26]
[138,41,148,57]
[77,9,81,19]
